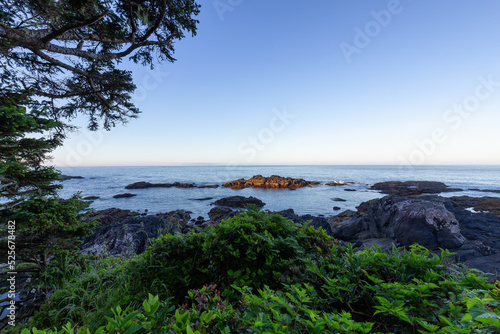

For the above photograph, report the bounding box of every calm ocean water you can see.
[56,165,500,218]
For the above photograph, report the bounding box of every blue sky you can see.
[51,0,500,166]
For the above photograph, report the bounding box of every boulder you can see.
[212,196,265,208]
[330,195,500,276]
[331,196,466,250]
[278,209,333,235]
[80,210,192,257]
[222,175,318,189]
[371,181,462,196]
[208,206,237,224]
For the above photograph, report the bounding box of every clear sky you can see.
[51,0,500,167]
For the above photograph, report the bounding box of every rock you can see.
[172,182,195,188]
[371,181,462,196]
[278,209,333,235]
[222,175,319,189]
[60,175,84,181]
[197,185,219,188]
[83,208,137,226]
[191,197,214,201]
[83,196,100,200]
[330,195,500,276]
[125,181,195,189]
[332,198,347,202]
[212,196,265,208]
[125,181,171,189]
[325,181,354,186]
[156,210,192,224]
[450,196,500,217]
[333,206,341,211]
[208,206,237,224]
[344,189,356,192]
[80,210,192,257]
[469,188,500,194]
[331,196,466,250]
[113,193,137,198]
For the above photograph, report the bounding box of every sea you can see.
[56,165,500,219]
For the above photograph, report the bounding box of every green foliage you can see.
[1,0,201,130]
[0,94,96,269]
[27,211,500,333]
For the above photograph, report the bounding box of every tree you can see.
[0,0,201,130]
[0,93,96,269]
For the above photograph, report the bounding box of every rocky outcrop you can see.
[125,181,195,189]
[212,196,265,208]
[371,181,462,196]
[222,175,319,189]
[329,195,500,276]
[60,175,84,181]
[449,196,500,217]
[278,209,333,236]
[330,196,465,250]
[80,209,193,257]
[208,206,237,224]
[197,185,219,189]
[83,196,100,200]
[469,188,500,194]
[113,193,137,198]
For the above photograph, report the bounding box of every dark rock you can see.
[469,188,500,194]
[344,189,356,192]
[125,181,171,189]
[333,206,341,211]
[450,196,500,217]
[83,208,137,226]
[332,198,347,202]
[113,193,137,198]
[212,196,265,208]
[222,175,318,189]
[278,209,333,235]
[80,210,192,257]
[331,196,465,250]
[83,196,100,200]
[60,175,84,181]
[330,195,500,277]
[125,181,195,189]
[208,206,237,224]
[197,185,219,189]
[371,181,462,196]
[192,197,214,201]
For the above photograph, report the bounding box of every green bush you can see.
[27,210,500,333]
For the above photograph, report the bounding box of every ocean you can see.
[56,165,500,219]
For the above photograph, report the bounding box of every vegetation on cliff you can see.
[20,209,500,333]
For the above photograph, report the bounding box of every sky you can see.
[51,0,500,167]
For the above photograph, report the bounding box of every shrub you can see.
[27,211,500,333]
